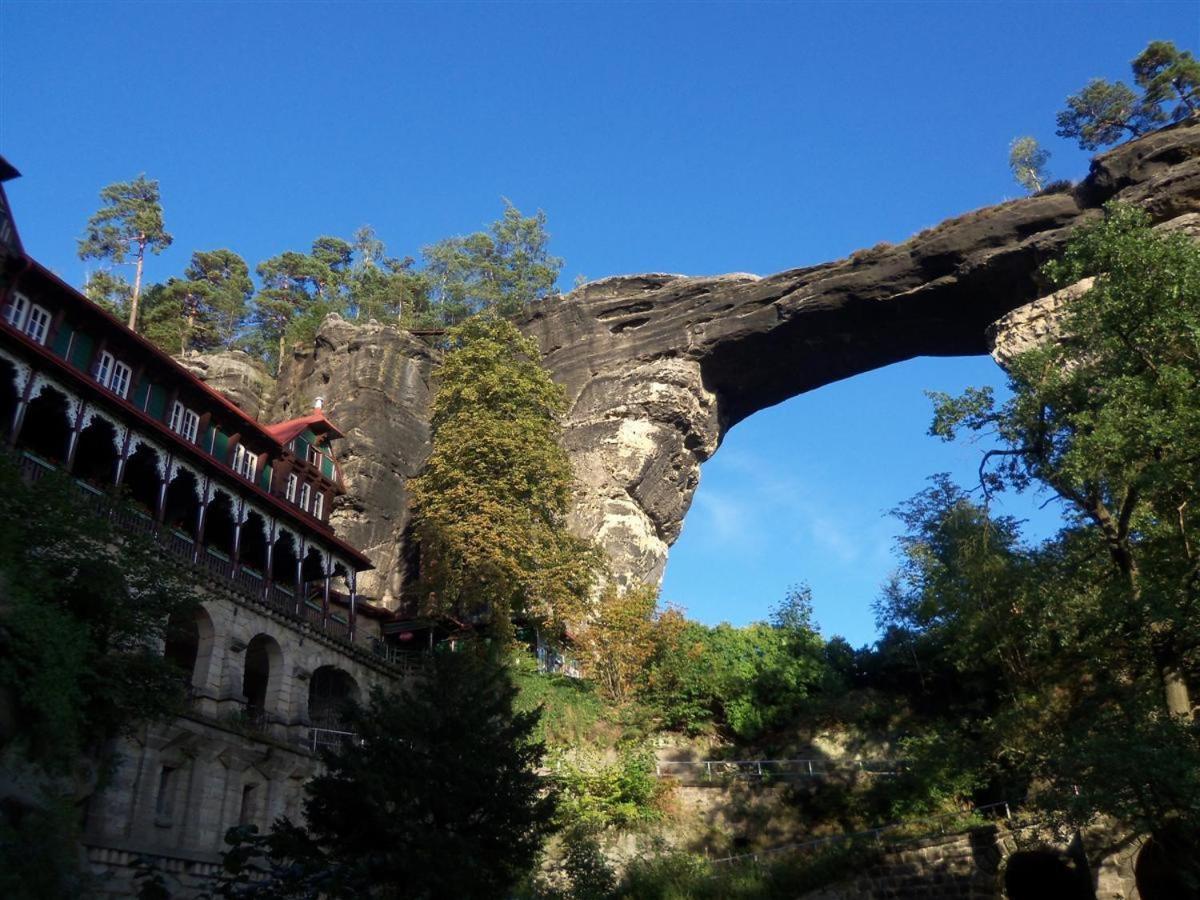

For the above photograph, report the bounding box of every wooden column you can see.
[348,570,357,642]
[114,428,133,486]
[193,477,210,563]
[64,402,88,472]
[9,368,36,447]
[156,455,171,524]
[322,570,331,631]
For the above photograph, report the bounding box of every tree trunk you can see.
[129,236,146,331]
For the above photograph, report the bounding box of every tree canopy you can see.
[410,316,603,642]
[77,174,172,331]
[213,652,556,899]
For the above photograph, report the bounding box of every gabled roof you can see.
[265,410,346,444]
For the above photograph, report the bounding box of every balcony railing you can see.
[15,451,370,654]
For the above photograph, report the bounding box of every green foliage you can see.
[916,203,1200,879]
[411,316,603,641]
[1055,40,1198,150]
[646,586,829,740]
[1055,78,1162,149]
[0,462,200,897]
[424,201,563,324]
[1132,40,1200,121]
[554,746,665,830]
[213,651,557,899]
[77,174,172,328]
[1007,136,1050,193]
[82,269,133,319]
[560,828,619,900]
[512,655,606,748]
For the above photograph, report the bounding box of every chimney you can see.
[313,396,324,410]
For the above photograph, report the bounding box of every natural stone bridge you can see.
[189,121,1200,603]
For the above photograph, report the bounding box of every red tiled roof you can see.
[264,411,346,444]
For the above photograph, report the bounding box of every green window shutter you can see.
[259,464,272,491]
[213,431,229,462]
[294,435,310,461]
[132,380,150,409]
[147,385,166,419]
[322,456,334,479]
[51,322,74,357]
[69,332,94,371]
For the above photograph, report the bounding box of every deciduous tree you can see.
[410,317,603,642]
[1007,136,1050,194]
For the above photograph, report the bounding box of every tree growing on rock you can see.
[1056,40,1198,150]
[77,174,172,331]
[1007,136,1050,194]
[410,316,603,643]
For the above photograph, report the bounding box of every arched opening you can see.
[72,418,120,486]
[162,469,201,539]
[240,511,269,575]
[122,444,162,514]
[163,605,215,691]
[1004,849,1090,900]
[0,358,18,440]
[19,386,70,465]
[202,490,237,560]
[271,531,298,593]
[243,633,283,721]
[307,665,360,729]
[1136,832,1197,900]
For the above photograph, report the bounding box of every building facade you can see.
[0,160,411,895]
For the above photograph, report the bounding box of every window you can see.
[307,444,322,467]
[285,472,298,502]
[169,401,200,443]
[95,351,132,399]
[4,292,29,329]
[155,766,177,820]
[312,492,324,520]
[25,304,51,345]
[232,444,257,481]
[299,482,311,512]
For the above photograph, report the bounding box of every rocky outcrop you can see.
[526,121,1200,586]
[193,122,1200,602]
[179,350,275,420]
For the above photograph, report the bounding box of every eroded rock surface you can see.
[179,350,275,420]
[193,122,1200,602]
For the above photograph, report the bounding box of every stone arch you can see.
[242,633,284,720]
[122,443,162,514]
[163,467,201,538]
[163,605,216,692]
[307,665,360,729]
[19,383,71,464]
[202,489,238,559]
[1003,849,1090,900]
[0,355,19,439]
[271,529,298,592]
[73,415,120,486]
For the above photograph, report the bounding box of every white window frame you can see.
[285,473,298,502]
[312,492,324,520]
[169,401,200,443]
[307,444,322,467]
[94,351,132,399]
[96,350,114,387]
[24,303,51,345]
[5,292,29,330]
[233,444,257,481]
[110,361,132,399]
[299,482,311,512]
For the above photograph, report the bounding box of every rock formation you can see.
[188,122,1200,604]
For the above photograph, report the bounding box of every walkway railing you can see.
[708,798,1019,868]
[305,727,360,753]
[13,450,372,656]
[656,758,902,781]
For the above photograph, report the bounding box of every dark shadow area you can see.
[1004,849,1092,900]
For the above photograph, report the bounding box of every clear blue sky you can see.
[2,2,1196,645]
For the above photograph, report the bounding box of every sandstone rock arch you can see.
[197,122,1200,601]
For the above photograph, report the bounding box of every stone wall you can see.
[801,822,1146,900]
[81,580,406,897]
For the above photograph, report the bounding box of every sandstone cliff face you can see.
[178,350,275,420]
[190,122,1200,604]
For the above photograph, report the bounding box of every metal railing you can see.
[305,727,360,753]
[13,451,370,654]
[369,640,433,675]
[656,758,902,781]
[708,799,1019,868]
